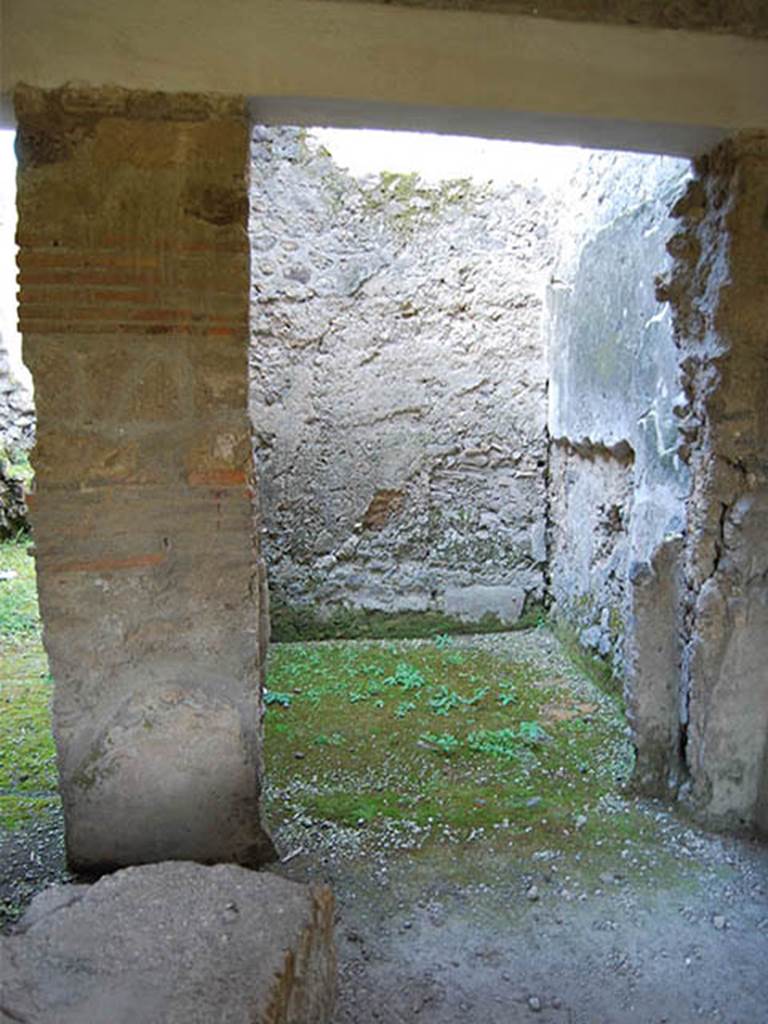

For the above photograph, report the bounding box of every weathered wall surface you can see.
[547,152,693,788]
[0,144,34,453]
[321,0,768,36]
[547,442,633,662]
[663,135,768,833]
[550,139,768,835]
[0,342,34,452]
[548,154,690,661]
[250,128,553,634]
[15,85,274,871]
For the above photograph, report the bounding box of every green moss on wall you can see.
[270,598,547,644]
[551,618,623,704]
[360,171,481,236]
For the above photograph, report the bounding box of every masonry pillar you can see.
[14,85,275,871]
[665,133,768,834]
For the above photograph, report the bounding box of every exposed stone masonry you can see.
[0,342,34,453]
[661,134,768,832]
[250,128,553,632]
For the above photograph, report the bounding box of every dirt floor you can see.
[1,598,767,1021]
[3,790,767,1023]
[274,809,768,1023]
[260,631,768,1024]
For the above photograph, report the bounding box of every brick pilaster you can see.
[15,85,275,870]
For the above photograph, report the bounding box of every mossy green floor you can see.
[262,631,654,868]
[0,538,58,834]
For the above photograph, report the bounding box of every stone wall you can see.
[0,136,34,454]
[0,342,34,452]
[663,135,768,833]
[547,152,694,791]
[547,153,691,669]
[249,128,553,635]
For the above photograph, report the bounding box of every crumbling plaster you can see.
[546,153,692,794]
[549,137,768,834]
[661,134,768,832]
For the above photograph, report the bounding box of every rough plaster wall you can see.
[0,338,34,451]
[547,154,690,653]
[0,140,34,452]
[15,85,275,871]
[547,152,692,789]
[547,442,633,662]
[661,135,768,833]
[316,0,768,36]
[250,128,552,627]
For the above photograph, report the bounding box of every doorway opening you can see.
[238,122,763,1014]
[247,123,692,804]
[240,126,768,1022]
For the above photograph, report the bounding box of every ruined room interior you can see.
[0,2,767,1022]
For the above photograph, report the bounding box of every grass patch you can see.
[0,795,60,831]
[0,682,57,793]
[263,632,635,849]
[0,538,41,644]
[0,540,57,831]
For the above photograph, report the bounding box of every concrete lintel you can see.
[2,0,767,154]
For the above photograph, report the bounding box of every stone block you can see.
[442,583,525,625]
[61,686,275,872]
[0,862,337,1024]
